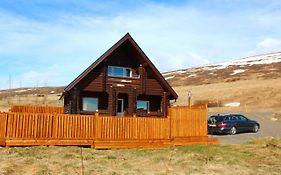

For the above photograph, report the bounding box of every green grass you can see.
[0,138,280,175]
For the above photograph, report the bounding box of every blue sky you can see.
[0,0,281,89]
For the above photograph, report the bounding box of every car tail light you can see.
[217,122,227,127]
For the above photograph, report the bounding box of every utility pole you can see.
[35,80,39,105]
[18,81,22,104]
[8,74,12,105]
[188,91,192,107]
[44,79,48,87]
[43,79,48,104]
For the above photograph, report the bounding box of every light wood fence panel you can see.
[5,113,95,140]
[95,116,170,140]
[0,113,7,146]
[170,106,208,138]
[11,105,64,114]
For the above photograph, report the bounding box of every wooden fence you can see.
[170,106,207,137]
[0,105,218,148]
[10,105,64,114]
[0,113,7,146]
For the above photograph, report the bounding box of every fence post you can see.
[168,107,172,140]
[5,113,8,142]
[52,114,58,140]
[92,115,98,148]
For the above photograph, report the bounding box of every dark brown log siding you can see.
[145,79,164,96]
[63,92,71,114]
[81,72,104,92]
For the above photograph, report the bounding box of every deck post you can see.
[128,88,136,115]
[139,64,146,94]
[162,92,167,117]
[102,64,107,91]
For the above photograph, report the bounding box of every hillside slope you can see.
[163,52,281,111]
[163,52,281,86]
[0,87,64,111]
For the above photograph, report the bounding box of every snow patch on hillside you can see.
[162,72,173,76]
[165,75,175,80]
[177,70,187,74]
[224,102,240,107]
[231,69,245,75]
[188,74,197,77]
[15,89,33,93]
[202,52,281,70]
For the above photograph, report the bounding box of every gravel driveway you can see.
[208,112,281,144]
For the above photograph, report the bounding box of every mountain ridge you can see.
[162,51,281,86]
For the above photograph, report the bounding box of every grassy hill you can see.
[0,87,64,112]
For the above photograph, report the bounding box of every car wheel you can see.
[230,126,237,135]
[253,124,259,133]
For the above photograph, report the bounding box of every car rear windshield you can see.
[208,115,225,123]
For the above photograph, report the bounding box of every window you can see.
[225,116,230,121]
[108,66,132,78]
[230,116,239,120]
[208,115,224,122]
[237,115,248,121]
[137,100,149,113]
[82,97,98,112]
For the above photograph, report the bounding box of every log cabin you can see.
[63,33,178,117]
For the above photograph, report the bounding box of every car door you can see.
[238,115,253,131]
[230,115,242,131]
[236,115,250,131]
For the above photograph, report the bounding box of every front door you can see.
[117,99,124,116]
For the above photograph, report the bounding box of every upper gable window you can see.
[108,66,132,78]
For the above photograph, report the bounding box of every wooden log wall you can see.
[146,79,163,95]
[82,72,104,92]
[10,105,64,114]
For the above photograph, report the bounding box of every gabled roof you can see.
[64,33,178,99]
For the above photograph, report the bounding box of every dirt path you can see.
[208,112,281,144]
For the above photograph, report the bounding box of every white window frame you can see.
[108,66,132,78]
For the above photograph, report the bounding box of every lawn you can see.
[0,138,280,175]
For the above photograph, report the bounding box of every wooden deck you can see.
[0,105,219,148]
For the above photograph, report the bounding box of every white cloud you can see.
[257,38,281,50]
[151,51,210,72]
[249,38,281,55]
[18,64,60,88]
